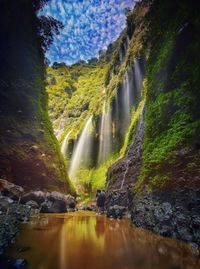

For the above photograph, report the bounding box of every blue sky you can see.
[41,0,135,65]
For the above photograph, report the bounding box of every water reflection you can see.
[7,211,200,269]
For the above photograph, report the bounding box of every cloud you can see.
[40,0,135,65]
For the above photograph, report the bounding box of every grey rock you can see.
[21,191,46,205]
[107,205,126,219]
[189,242,199,256]
[40,200,67,213]
[13,258,27,269]
[26,200,39,209]
[0,179,24,201]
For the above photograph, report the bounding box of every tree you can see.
[37,16,64,52]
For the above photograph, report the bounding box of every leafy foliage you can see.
[134,0,200,189]
[38,16,64,52]
[0,0,74,193]
[47,62,109,140]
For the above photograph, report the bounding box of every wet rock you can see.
[0,202,31,255]
[21,191,46,205]
[48,192,75,209]
[64,194,76,209]
[0,196,14,212]
[107,205,126,219]
[78,205,95,211]
[188,242,199,256]
[26,200,39,209]
[130,187,200,246]
[0,179,24,201]
[21,191,76,212]
[67,208,76,212]
[40,200,67,213]
[40,201,52,213]
[13,258,27,269]
[191,215,200,228]
[154,202,172,222]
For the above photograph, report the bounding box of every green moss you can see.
[70,154,119,195]
[135,0,200,190]
[46,63,110,141]
[120,98,146,157]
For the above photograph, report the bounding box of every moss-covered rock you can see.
[0,0,75,194]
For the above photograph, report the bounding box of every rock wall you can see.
[131,184,200,246]
[105,0,200,247]
[106,106,145,208]
[0,0,74,194]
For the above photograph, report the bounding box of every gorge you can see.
[0,0,200,268]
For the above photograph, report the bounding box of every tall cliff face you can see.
[107,0,200,192]
[0,0,74,193]
[105,0,200,246]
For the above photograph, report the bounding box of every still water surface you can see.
[7,211,200,269]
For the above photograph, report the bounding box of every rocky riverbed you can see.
[105,185,200,255]
[0,192,33,268]
[0,179,76,268]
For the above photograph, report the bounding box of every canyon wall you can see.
[0,0,74,194]
[105,0,200,246]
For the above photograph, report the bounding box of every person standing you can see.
[96,189,102,214]
[100,190,106,213]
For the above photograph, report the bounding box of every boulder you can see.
[40,200,67,213]
[107,205,126,219]
[40,201,52,213]
[20,190,76,213]
[0,196,14,212]
[21,191,46,205]
[64,194,76,209]
[0,179,24,201]
[26,200,39,209]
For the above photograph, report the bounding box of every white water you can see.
[121,73,132,131]
[98,102,112,164]
[134,59,143,92]
[69,116,93,179]
[61,131,71,156]
[120,160,131,189]
[55,118,66,140]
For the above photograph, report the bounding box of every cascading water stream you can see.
[134,59,143,91]
[98,102,112,164]
[120,160,131,189]
[69,116,93,179]
[61,131,71,155]
[121,73,132,131]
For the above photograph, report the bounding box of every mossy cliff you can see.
[105,0,200,246]
[0,0,75,194]
[105,0,200,192]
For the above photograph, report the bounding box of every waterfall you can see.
[69,116,93,179]
[134,59,143,92]
[121,74,132,131]
[120,160,131,189]
[55,118,66,140]
[61,131,71,156]
[98,102,112,164]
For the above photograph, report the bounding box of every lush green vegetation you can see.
[47,62,109,140]
[134,0,200,190]
[0,0,75,194]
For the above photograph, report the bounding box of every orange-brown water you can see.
[7,211,200,269]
